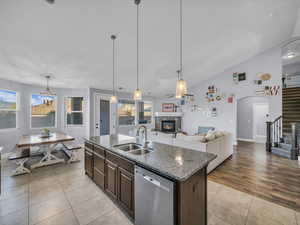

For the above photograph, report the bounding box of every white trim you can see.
[0,88,19,130]
[64,96,85,127]
[94,93,116,136]
[238,138,255,142]
[154,112,183,117]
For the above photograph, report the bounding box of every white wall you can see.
[0,78,89,153]
[237,96,269,141]
[154,47,282,145]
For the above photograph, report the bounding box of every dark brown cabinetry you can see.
[118,167,134,216]
[84,143,94,178]
[93,145,106,189]
[84,142,135,218]
[105,159,118,199]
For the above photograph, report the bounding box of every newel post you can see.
[291,123,298,160]
[266,121,272,152]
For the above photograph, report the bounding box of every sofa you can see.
[149,127,233,173]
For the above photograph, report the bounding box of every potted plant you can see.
[41,128,50,138]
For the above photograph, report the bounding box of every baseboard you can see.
[238,138,255,142]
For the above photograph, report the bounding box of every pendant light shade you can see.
[110,95,118,104]
[176,71,187,99]
[110,34,118,104]
[133,0,142,101]
[175,0,187,99]
[134,88,142,101]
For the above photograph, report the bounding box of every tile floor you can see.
[0,150,299,225]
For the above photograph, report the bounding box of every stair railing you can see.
[266,116,282,152]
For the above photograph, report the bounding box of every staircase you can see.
[266,87,300,159]
[282,87,300,136]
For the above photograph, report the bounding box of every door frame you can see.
[94,93,116,136]
[252,102,269,143]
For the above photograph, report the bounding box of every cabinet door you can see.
[94,168,105,189]
[93,153,105,189]
[118,167,134,217]
[105,160,118,199]
[94,152,105,173]
[84,149,93,178]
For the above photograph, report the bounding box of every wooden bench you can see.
[62,142,81,163]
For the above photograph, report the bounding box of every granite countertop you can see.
[85,134,217,181]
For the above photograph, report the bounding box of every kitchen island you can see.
[84,134,216,225]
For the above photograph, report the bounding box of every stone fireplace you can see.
[154,114,182,133]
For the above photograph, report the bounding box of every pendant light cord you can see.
[179,0,183,79]
[113,37,115,95]
[111,35,116,96]
[136,1,140,89]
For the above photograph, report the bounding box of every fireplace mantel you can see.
[154,112,183,117]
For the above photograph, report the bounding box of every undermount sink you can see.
[129,149,154,155]
[113,143,154,155]
[114,143,142,151]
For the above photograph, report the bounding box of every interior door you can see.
[100,99,110,135]
[253,103,269,143]
[94,94,117,136]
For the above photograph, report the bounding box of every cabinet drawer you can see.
[94,168,105,190]
[84,150,93,178]
[94,145,105,157]
[106,151,135,173]
[94,152,105,173]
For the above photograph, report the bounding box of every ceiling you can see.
[282,39,300,66]
[0,0,299,97]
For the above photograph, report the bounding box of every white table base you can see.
[30,143,65,169]
[12,158,31,176]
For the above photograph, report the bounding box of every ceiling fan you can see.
[40,75,56,96]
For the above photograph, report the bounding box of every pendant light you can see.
[133,0,142,101]
[175,0,187,99]
[40,75,56,96]
[110,34,118,104]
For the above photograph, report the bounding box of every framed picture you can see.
[238,73,246,81]
[162,103,175,112]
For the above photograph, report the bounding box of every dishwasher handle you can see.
[143,174,161,187]
[136,171,171,192]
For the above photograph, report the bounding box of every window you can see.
[118,99,136,126]
[31,94,56,128]
[66,97,84,126]
[138,101,152,124]
[0,89,17,129]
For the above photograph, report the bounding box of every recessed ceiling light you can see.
[45,0,55,4]
[283,51,296,59]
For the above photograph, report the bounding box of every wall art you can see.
[227,94,234,103]
[259,73,272,81]
[211,107,217,117]
[233,72,246,83]
[254,80,262,85]
[255,86,280,96]
[238,73,246,81]
[162,103,175,112]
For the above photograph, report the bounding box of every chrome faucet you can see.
[136,125,149,148]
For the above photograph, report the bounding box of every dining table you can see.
[13,132,75,176]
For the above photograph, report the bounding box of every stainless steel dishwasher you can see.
[135,165,174,225]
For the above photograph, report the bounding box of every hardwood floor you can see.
[209,141,300,212]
